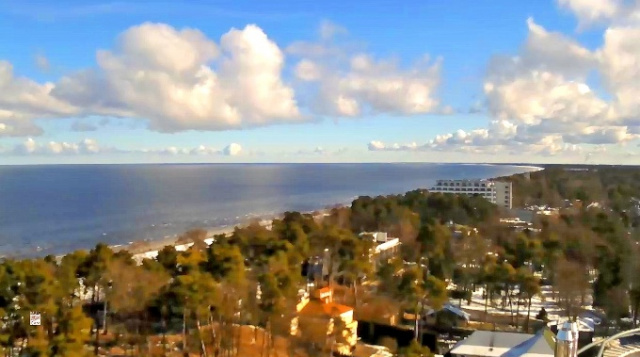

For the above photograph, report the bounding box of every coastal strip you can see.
[104,208,334,264]
[47,166,540,263]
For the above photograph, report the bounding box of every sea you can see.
[0,163,539,258]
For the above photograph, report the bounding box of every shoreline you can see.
[123,208,335,263]
[30,165,540,262]
[51,207,338,262]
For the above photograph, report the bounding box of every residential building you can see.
[360,232,402,268]
[430,179,513,209]
[447,329,555,357]
[291,287,358,356]
[424,303,470,328]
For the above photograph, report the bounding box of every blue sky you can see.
[0,0,638,164]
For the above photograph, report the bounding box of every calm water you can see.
[0,163,537,257]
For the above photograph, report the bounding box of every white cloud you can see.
[563,125,638,144]
[160,147,190,155]
[222,143,242,156]
[368,117,636,157]
[523,18,598,77]
[16,138,38,154]
[368,140,418,151]
[0,21,449,138]
[51,23,301,132]
[189,145,220,155]
[484,71,610,126]
[557,0,640,27]
[558,0,620,26]
[598,26,640,121]
[368,134,585,157]
[289,22,444,117]
[13,138,102,155]
[460,16,640,154]
[0,23,303,136]
[484,19,607,128]
[0,61,77,136]
[5,138,247,157]
[296,54,442,117]
[146,143,242,156]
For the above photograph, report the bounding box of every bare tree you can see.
[553,257,590,320]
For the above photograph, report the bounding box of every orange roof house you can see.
[291,288,358,356]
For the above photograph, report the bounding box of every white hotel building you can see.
[430,179,513,209]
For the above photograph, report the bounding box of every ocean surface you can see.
[0,163,538,257]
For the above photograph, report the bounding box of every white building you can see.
[448,330,555,357]
[430,179,513,209]
[359,232,401,268]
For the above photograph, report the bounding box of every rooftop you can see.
[449,329,555,357]
[299,300,353,317]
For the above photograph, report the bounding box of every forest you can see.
[1,165,639,356]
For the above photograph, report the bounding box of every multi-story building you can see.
[291,287,358,355]
[359,232,402,269]
[430,179,513,209]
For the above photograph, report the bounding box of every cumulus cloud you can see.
[369,119,636,157]
[484,18,607,128]
[296,54,442,117]
[0,61,77,136]
[563,125,638,144]
[51,23,301,132]
[145,143,242,156]
[557,0,640,27]
[484,71,610,126]
[0,23,303,136]
[368,141,418,151]
[5,138,246,157]
[522,18,598,77]
[12,138,102,155]
[598,26,640,121]
[0,21,449,137]
[290,22,444,117]
[222,143,242,156]
[445,16,640,155]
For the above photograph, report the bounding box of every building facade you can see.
[430,179,513,209]
[291,287,358,356]
[360,232,402,269]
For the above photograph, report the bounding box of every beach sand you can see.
[113,208,335,258]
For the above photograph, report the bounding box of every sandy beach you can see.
[109,208,335,261]
[115,225,238,255]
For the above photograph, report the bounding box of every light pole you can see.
[103,280,112,335]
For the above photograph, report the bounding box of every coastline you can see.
[121,208,334,263]
[32,165,540,262]
[117,171,537,262]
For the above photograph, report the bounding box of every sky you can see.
[0,0,639,165]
